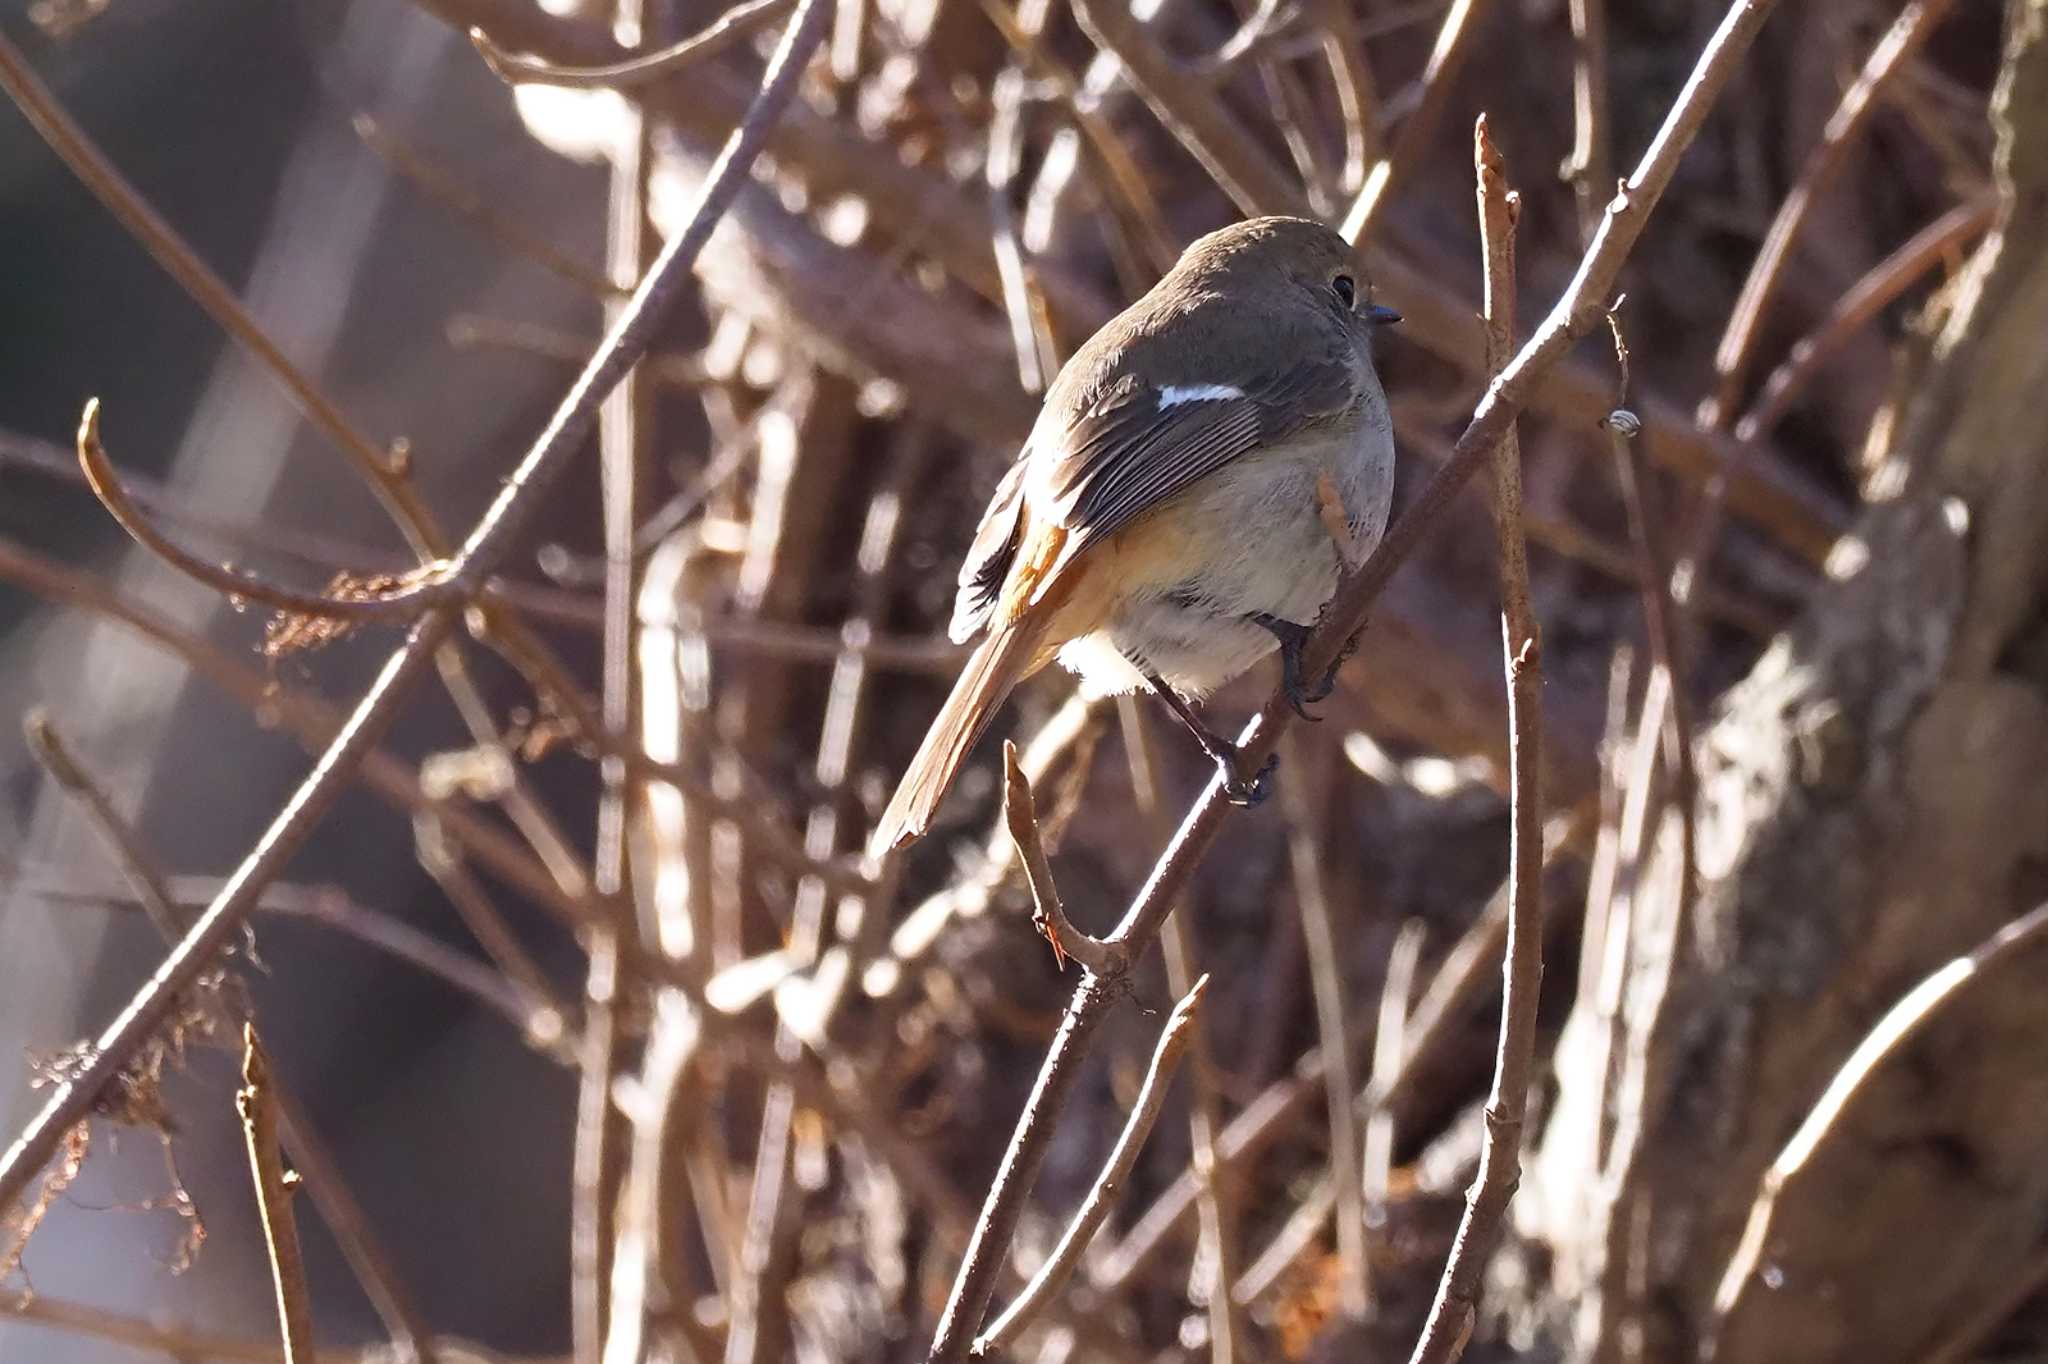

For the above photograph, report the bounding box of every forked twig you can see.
[971,978,1207,1357]
[1002,740,1115,976]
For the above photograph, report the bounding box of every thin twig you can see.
[971,978,1207,1357]
[1702,0,1961,426]
[1339,0,1490,246]
[571,932,624,1364]
[238,1027,318,1364]
[0,33,433,554]
[0,0,835,1217]
[1564,0,1611,246]
[1315,0,1382,194]
[1362,919,1426,1212]
[1278,734,1369,1319]
[412,818,574,1039]
[927,6,1783,1353]
[0,537,591,929]
[1002,740,1114,976]
[20,710,438,1360]
[971,0,1181,275]
[17,867,561,1048]
[471,0,794,89]
[1736,194,1995,439]
[1121,702,1245,1361]
[3,1295,288,1364]
[1099,802,1596,1296]
[1714,903,2048,1345]
[354,114,621,296]
[1403,115,1546,1364]
[1605,404,1697,905]
[989,66,1058,394]
[75,400,458,623]
[1069,0,1308,217]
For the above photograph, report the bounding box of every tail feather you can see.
[870,623,1039,854]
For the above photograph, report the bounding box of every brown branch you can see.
[20,711,438,1361]
[1339,0,1491,245]
[1736,194,1996,439]
[75,401,458,623]
[931,6,1780,1356]
[1714,902,2048,1344]
[1404,115,1545,1364]
[471,0,793,88]
[571,932,625,1364]
[1564,0,1611,246]
[971,977,1206,1357]
[1314,0,1382,194]
[412,818,575,1039]
[20,867,564,1049]
[3,1295,288,1364]
[1099,801,1597,1296]
[1122,702,1245,1360]
[1279,735,1368,1319]
[0,427,393,575]
[0,33,435,557]
[0,537,592,928]
[1002,740,1114,976]
[354,114,621,296]
[238,1027,318,1364]
[0,0,834,1217]
[1068,0,1308,217]
[1605,405,1697,903]
[1362,918,1425,1213]
[1703,0,1961,426]
[989,66,1058,394]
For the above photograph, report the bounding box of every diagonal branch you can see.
[0,0,835,1218]
[971,977,1206,1357]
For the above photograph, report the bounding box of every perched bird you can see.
[871,216,1399,853]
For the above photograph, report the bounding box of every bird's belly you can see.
[1056,428,1394,699]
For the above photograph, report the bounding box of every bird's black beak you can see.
[1367,304,1402,326]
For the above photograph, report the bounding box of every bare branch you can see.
[1403,114,1545,1364]
[971,978,1207,1357]
[1340,0,1491,245]
[238,1027,318,1364]
[1002,740,1115,977]
[471,0,794,88]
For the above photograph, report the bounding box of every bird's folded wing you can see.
[1043,350,1357,550]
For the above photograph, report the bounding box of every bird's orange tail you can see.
[870,622,1041,854]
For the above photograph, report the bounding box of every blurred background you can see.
[2,1,2041,1361]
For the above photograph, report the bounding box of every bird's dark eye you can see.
[1331,274,1357,308]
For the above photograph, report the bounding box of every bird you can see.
[870,216,1399,854]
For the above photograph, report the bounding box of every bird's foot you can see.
[1249,612,1323,721]
[1218,748,1279,806]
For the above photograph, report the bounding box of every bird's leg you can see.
[1142,672,1277,806]
[1248,612,1327,720]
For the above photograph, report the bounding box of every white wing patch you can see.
[1156,383,1244,407]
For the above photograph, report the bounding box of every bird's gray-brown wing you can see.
[948,294,1359,641]
[1042,343,1358,551]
